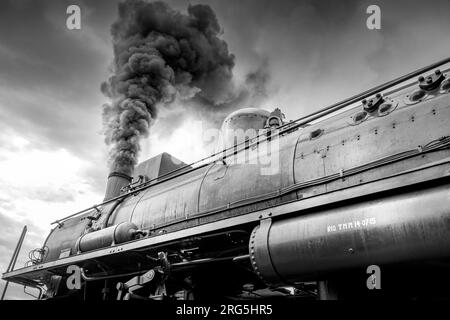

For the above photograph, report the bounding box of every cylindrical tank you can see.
[75,222,138,253]
[250,184,450,286]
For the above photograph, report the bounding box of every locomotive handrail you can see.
[50,56,450,226]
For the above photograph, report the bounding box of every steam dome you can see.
[216,108,270,152]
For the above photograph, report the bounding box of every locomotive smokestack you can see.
[103,171,132,201]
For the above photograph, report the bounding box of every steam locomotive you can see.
[3,58,450,300]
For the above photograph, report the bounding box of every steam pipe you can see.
[50,56,450,226]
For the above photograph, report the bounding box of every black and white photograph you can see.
[1,0,450,311]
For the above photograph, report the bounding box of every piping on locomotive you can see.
[3,57,450,300]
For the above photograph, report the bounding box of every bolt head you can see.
[435,69,441,75]
[419,76,425,82]
[376,93,381,98]
[362,99,367,105]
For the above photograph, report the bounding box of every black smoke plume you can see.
[101,0,236,176]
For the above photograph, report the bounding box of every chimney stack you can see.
[103,171,132,201]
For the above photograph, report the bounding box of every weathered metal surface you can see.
[43,211,92,262]
[3,165,450,284]
[131,152,188,183]
[250,184,450,286]
[117,166,208,229]
[217,108,270,151]
[1,226,27,300]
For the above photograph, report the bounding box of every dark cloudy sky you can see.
[1,0,450,299]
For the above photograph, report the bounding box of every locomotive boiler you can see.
[3,57,450,300]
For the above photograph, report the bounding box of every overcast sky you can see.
[1,0,450,299]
